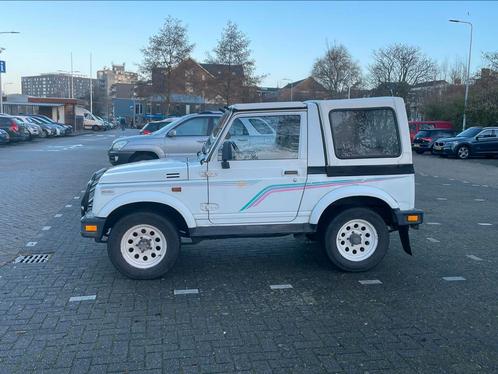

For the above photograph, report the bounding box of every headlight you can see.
[112,140,128,150]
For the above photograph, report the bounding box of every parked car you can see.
[14,117,42,140]
[108,112,222,165]
[33,115,73,134]
[20,116,57,137]
[139,117,180,135]
[409,121,453,143]
[0,129,9,144]
[82,97,423,279]
[412,129,457,154]
[0,115,30,142]
[432,126,498,159]
[29,115,69,136]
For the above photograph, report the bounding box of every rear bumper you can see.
[81,214,106,242]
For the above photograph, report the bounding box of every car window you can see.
[478,130,495,138]
[329,108,401,159]
[249,118,273,134]
[420,123,435,130]
[220,114,301,161]
[415,130,431,138]
[228,119,249,136]
[174,117,210,136]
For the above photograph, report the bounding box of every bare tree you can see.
[439,58,467,84]
[483,51,498,71]
[369,43,438,98]
[206,21,261,105]
[141,16,194,113]
[312,43,362,98]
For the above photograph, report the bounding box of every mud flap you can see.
[398,226,412,255]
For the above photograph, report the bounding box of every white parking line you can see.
[433,175,439,178]
[482,185,489,188]
[69,295,96,302]
[436,197,447,201]
[472,184,480,187]
[478,223,493,226]
[359,279,382,285]
[427,222,441,225]
[26,242,37,247]
[449,178,456,181]
[73,196,80,200]
[41,226,51,231]
[466,255,483,261]
[442,276,466,281]
[427,237,440,243]
[54,214,63,218]
[463,181,470,184]
[442,183,451,186]
[420,172,428,176]
[65,204,72,208]
[474,199,485,202]
[173,289,199,295]
[270,284,293,290]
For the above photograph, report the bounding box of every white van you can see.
[76,107,104,131]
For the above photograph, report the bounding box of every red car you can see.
[409,121,454,143]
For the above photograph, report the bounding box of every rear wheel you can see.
[457,145,470,159]
[107,212,180,279]
[322,208,389,272]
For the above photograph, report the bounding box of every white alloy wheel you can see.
[458,146,469,159]
[336,219,379,262]
[120,224,167,269]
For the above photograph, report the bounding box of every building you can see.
[21,73,96,99]
[277,77,329,101]
[2,94,79,126]
[97,64,138,97]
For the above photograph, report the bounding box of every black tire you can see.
[40,130,47,138]
[131,153,157,162]
[456,145,470,159]
[107,211,180,279]
[92,125,100,131]
[415,149,425,154]
[322,207,389,272]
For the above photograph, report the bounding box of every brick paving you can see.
[1,137,498,373]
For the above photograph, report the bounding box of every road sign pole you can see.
[0,71,3,113]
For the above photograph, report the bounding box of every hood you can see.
[112,133,162,145]
[99,159,188,184]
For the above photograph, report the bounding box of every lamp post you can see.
[449,19,473,130]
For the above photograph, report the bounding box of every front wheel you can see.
[92,125,100,131]
[457,145,470,159]
[107,212,180,279]
[323,208,389,272]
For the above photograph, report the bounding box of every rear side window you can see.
[329,108,401,159]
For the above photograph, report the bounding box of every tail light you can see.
[143,130,151,135]
[9,121,19,132]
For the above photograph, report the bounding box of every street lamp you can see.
[449,19,473,130]
[282,78,293,101]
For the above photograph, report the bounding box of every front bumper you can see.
[108,150,134,165]
[431,145,455,155]
[81,214,106,241]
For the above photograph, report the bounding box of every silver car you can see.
[108,112,223,165]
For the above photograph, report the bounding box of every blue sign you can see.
[0,60,5,73]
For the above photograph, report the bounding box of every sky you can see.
[1,1,497,94]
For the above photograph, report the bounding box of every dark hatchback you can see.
[0,115,30,142]
[432,126,498,159]
[412,128,457,154]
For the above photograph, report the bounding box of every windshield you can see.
[457,127,482,138]
[203,111,231,155]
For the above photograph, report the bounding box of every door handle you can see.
[283,170,299,176]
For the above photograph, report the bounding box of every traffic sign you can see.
[0,60,5,73]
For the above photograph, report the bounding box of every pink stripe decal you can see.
[251,186,305,207]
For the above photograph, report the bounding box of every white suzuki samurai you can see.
[81,97,423,279]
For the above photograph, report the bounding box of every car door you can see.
[474,129,496,154]
[207,111,307,224]
[163,116,212,157]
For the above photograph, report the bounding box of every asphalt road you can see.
[0,133,497,373]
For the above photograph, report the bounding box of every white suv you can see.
[81,97,423,279]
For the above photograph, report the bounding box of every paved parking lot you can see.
[0,134,497,373]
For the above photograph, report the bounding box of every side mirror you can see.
[221,141,233,169]
[167,129,176,137]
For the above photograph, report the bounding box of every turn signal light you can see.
[406,215,421,223]
[84,225,98,232]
